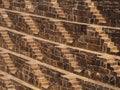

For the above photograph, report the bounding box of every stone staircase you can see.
[62,74,82,90]
[56,45,81,73]
[0,10,12,27]
[88,25,119,54]
[0,30,14,50]
[22,36,43,60]
[0,75,16,90]
[84,0,106,24]
[22,14,39,34]
[51,20,73,44]
[51,1,66,19]
[98,55,120,77]
[26,61,49,89]
[0,51,16,74]
[24,0,35,12]
[1,0,10,8]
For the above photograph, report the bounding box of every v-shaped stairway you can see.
[26,61,49,89]
[51,20,73,44]
[51,1,66,19]
[22,14,39,34]
[0,29,14,50]
[1,0,10,8]
[0,10,12,27]
[56,46,81,73]
[88,25,119,54]
[0,51,16,74]
[62,74,82,90]
[98,55,120,77]
[22,36,43,60]
[24,0,35,12]
[84,0,106,24]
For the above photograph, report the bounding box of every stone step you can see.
[72,66,81,70]
[4,60,13,64]
[107,61,117,66]
[69,80,79,85]
[66,58,75,62]
[99,33,108,38]
[41,81,49,86]
[101,37,111,42]
[112,65,120,70]
[42,85,49,89]
[109,46,118,50]
[114,70,120,75]
[72,85,82,89]
[7,64,15,67]
[69,61,78,65]
[64,54,73,57]
[74,69,82,73]
[110,50,119,53]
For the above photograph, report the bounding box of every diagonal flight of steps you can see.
[98,55,120,77]
[88,25,119,54]
[51,19,73,44]
[56,45,81,73]
[51,1,66,19]
[22,14,39,34]
[84,0,106,24]
[0,51,17,74]
[62,74,83,90]
[22,36,43,60]
[0,29,14,50]
[25,60,50,89]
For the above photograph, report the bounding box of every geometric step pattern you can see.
[88,25,119,54]
[22,14,39,34]
[98,55,120,77]
[0,29,14,50]
[24,60,50,89]
[0,51,17,74]
[1,0,10,8]
[22,36,43,60]
[55,45,81,73]
[51,1,66,19]
[24,0,35,12]
[51,20,73,44]
[0,10,12,27]
[0,75,16,90]
[62,74,83,90]
[84,0,106,24]
[0,46,119,89]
